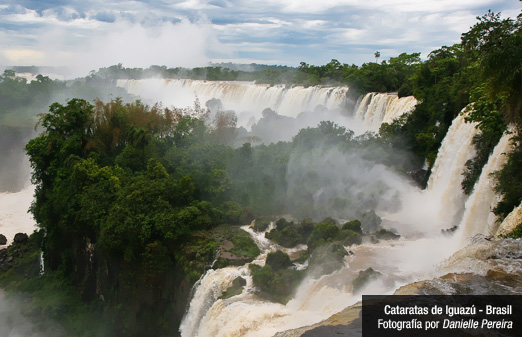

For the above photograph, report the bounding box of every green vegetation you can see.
[500,224,522,239]
[228,229,261,261]
[0,7,520,335]
[373,229,400,241]
[0,70,131,127]
[250,251,304,304]
[252,217,271,232]
[342,220,362,234]
[265,219,302,248]
[0,232,112,337]
[308,242,349,277]
[220,277,247,299]
[493,135,522,219]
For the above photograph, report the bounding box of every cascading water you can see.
[354,93,417,131]
[179,107,519,336]
[117,79,351,119]
[456,130,514,242]
[117,80,417,135]
[180,226,465,337]
[0,186,36,245]
[425,112,480,227]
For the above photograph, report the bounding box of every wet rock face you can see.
[0,232,31,272]
[495,202,522,238]
[13,233,28,244]
[408,168,429,189]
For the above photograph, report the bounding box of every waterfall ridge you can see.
[456,130,514,241]
[426,112,480,227]
[354,93,417,131]
[117,79,350,118]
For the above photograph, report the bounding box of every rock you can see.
[495,202,522,238]
[309,243,348,277]
[221,276,247,300]
[374,228,400,240]
[359,210,382,233]
[352,267,383,294]
[408,168,429,189]
[13,233,28,244]
[0,234,6,245]
[273,302,363,337]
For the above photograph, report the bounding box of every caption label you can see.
[362,295,521,336]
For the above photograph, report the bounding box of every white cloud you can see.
[259,0,502,14]
[1,16,223,77]
[0,0,519,69]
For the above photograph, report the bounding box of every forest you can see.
[0,8,521,337]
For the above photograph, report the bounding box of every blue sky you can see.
[0,0,520,77]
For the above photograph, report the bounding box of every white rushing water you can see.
[0,186,36,246]
[180,227,464,337]
[0,79,512,336]
[425,111,480,227]
[456,130,514,242]
[179,98,518,336]
[354,93,417,131]
[117,79,351,119]
[117,79,415,134]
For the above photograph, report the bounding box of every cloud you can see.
[37,17,224,76]
[0,0,519,70]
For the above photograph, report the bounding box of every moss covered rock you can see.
[309,242,348,277]
[352,267,383,293]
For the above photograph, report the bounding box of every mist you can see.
[21,17,222,79]
[284,145,409,222]
[0,292,65,337]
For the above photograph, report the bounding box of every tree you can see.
[462,10,522,124]
[374,51,381,63]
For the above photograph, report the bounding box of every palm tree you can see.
[374,51,381,63]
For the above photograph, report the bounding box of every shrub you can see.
[307,221,339,250]
[265,250,292,270]
[341,220,362,234]
[339,229,362,246]
[265,225,301,248]
[308,242,348,277]
[253,218,271,232]
[229,230,260,260]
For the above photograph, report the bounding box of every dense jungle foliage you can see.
[0,7,521,336]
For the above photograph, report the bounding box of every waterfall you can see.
[354,93,417,131]
[456,130,514,242]
[117,79,351,119]
[180,230,463,337]
[179,266,249,337]
[176,105,519,336]
[425,112,480,227]
[0,186,36,244]
[382,111,479,234]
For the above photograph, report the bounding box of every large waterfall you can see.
[0,78,516,336]
[176,92,517,336]
[0,186,35,246]
[456,130,514,241]
[117,79,416,133]
[354,93,417,131]
[117,79,350,119]
[425,112,479,227]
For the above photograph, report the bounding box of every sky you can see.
[0,0,521,77]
